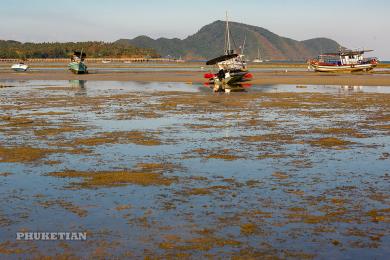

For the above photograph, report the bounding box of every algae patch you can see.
[309,137,355,148]
[38,199,88,217]
[48,170,177,188]
[0,146,53,163]
[68,131,162,147]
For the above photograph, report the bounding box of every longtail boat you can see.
[308,49,378,72]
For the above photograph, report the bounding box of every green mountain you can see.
[116,20,342,61]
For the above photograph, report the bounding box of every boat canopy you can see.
[206,54,238,65]
[323,49,373,56]
[73,51,87,59]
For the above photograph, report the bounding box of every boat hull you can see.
[309,63,376,72]
[68,62,88,74]
[11,64,28,72]
[210,71,250,85]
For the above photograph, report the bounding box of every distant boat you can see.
[308,49,378,72]
[101,59,111,64]
[68,51,88,74]
[175,56,185,63]
[252,49,263,63]
[11,63,28,72]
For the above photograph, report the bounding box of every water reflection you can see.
[340,85,363,92]
[206,83,252,93]
[1,79,390,94]
[69,80,87,96]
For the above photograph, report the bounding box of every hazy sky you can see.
[1,0,389,59]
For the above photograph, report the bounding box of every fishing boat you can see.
[204,13,252,85]
[11,62,29,72]
[308,49,378,72]
[252,49,263,63]
[68,51,88,74]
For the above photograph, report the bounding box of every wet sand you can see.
[2,69,390,86]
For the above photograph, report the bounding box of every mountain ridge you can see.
[116,20,342,61]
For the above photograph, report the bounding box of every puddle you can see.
[0,80,389,258]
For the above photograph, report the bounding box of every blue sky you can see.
[1,0,389,59]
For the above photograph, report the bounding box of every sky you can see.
[1,0,389,59]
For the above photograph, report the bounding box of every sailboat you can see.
[252,49,263,63]
[175,56,185,62]
[204,12,252,85]
[68,50,88,74]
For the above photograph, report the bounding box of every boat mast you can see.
[224,11,232,55]
[241,34,246,55]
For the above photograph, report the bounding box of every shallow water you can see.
[0,80,389,258]
[2,79,390,94]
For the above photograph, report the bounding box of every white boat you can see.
[308,49,378,72]
[252,48,263,63]
[175,56,185,63]
[11,63,29,72]
[102,60,111,64]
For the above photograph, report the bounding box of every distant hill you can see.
[0,40,159,59]
[116,20,342,61]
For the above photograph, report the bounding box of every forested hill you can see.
[0,40,159,59]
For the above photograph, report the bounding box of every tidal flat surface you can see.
[0,80,389,258]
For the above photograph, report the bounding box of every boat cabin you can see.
[318,50,371,66]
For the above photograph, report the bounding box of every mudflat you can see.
[0,80,389,258]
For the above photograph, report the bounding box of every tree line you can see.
[0,40,160,59]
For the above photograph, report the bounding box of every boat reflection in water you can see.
[205,82,252,93]
[69,80,87,96]
[340,85,363,92]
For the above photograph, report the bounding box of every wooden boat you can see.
[11,63,28,72]
[68,51,88,74]
[204,13,252,85]
[308,49,378,72]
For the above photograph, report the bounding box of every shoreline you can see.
[1,70,390,86]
